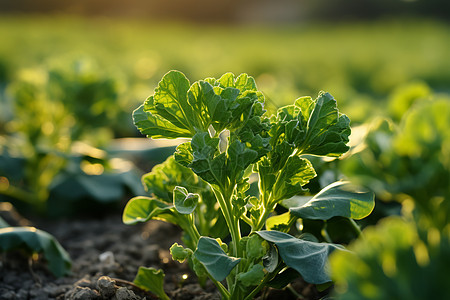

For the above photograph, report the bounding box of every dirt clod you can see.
[67,286,101,300]
[97,276,117,299]
[114,287,139,300]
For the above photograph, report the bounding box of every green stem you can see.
[349,218,363,237]
[254,201,276,231]
[185,214,201,245]
[211,278,230,299]
[244,264,285,300]
[0,185,39,205]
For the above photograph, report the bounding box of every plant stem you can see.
[244,264,285,300]
[349,218,363,236]
[0,184,39,205]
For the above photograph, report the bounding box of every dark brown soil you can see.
[0,206,330,300]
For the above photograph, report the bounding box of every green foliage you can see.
[0,226,71,277]
[133,267,170,300]
[0,61,141,216]
[330,217,450,300]
[124,70,374,299]
[287,181,375,220]
[342,97,450,228]
[256,230,345,284]
[193,236,241,282]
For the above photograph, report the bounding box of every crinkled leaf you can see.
[194,236,241,282]
[133,103,192,139]
[173,186,199,214]
[227,140,258,183]
[0,227,71,277]
[142,155,199,203]
[299,92,351,157]
[170,242,192,263]
[149,70,199,133]
[246,234,268,261]
[174,142,194,168]
[133,267,170,300]
[188,132,226,186]
[187,80,235,133]
[122,196,177,225]
[236,264,265,287]
[289,181,375,220]
[257,230,345,284]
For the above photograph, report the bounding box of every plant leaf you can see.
[133,267,170,300]
[133,103,192,139]
[194,236,241,282]
[289,181,375,220]
[236,264,265,287]
[263,243,279,273]
[173,186,199,214]
[273,155,316,201]
[257,230,345,284]
[150,70,199,133]
[266,212,292,231]
[0,227,71,277]
[122,196,177,225]
[299,92,351,157]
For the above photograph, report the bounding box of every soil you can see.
[0,204,331,300]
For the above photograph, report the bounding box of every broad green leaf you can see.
[0,227,71,277]
[173,186,199,214]
[122,196,177,225]
[257,230,345,284]
[236,264,265,287]
[194,236,241,282]
[133,103,192,139]
[133,267,170,300]
[289,181,375,220]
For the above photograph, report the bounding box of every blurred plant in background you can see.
[330,88,450,299]
[0,59,144,216]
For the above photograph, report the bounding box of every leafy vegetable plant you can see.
[123,71,374,299]
[0,216,71,277]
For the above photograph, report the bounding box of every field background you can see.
[1,14,449,131]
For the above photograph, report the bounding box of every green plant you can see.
[0,63,141,216]
[330,216,450,300]
[342,97,450,228]
[123,71,374,299]
[0,215,71,278]
[330,94,450,300]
